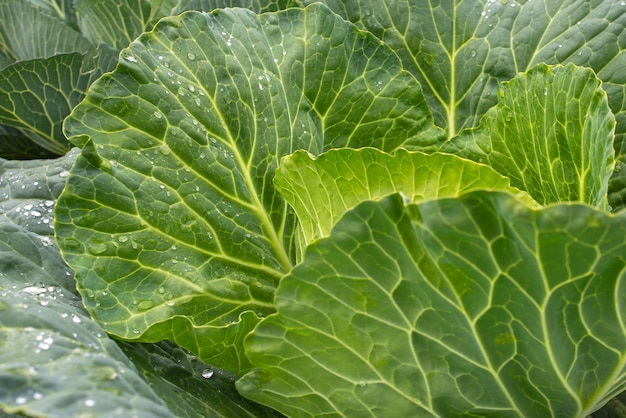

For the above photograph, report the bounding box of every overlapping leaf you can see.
[439,63,615,209]
[301,0,626,210]
[239,192,626,417]
[55,4,438,373]
[275,147,536,253]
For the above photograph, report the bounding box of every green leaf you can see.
[0,0,92,61]
[239,192,626,417]
[0,53,99,154]
[0,224,176,418]
[0,148,78,236]
[301,0,625,140]
[56,4,437,373]
[165,0,298,15]
[275,147,537,253]
[438,64,615,209]
[74,0,153,50]
[119,341,283,417]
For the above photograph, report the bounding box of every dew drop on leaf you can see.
[137,300,154,311]
[87,239,108,255]
[201,368,214,379]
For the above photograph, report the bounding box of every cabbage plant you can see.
[1,1,626,417]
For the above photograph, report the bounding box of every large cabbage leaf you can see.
[239,192,626,417]
[55,3,440,374]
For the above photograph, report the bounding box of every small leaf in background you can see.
[275,147,536,253]
[56,4,438,374]
[439,64,615,210]
[0,0,92,61]
[0,54,97,154]
[239,192,626,417]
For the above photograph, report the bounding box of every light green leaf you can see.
[0,0,92,61]
[239,192,626,417]
[56,4,437,373]
[275,147,537,253]
[165,0,298,15]
[439,63,615,209]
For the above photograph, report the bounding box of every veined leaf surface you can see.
[239,192,626,417]
[441,63,615,209]
[302,0,625,142]
[55,4,438,373]
[275,147,536,252]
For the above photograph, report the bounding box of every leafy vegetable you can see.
[0,151,279,418]
[239,192,626,417]
[0,1,623,416]
[300,0,626,210]
[56,3,439,374]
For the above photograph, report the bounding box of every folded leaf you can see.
[0,148,78,235]
[275,147,537,252]
[442,64,615,209]
[239,192,626,417]
[56,4,438,373]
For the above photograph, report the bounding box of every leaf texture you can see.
[275,147,536,252]
[239,192,626,417]
[55,4,437,373]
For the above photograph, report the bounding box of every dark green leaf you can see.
[0,148,78,236]
[0,224,176,418]
[0,54,98,154]
[0,0,92,61]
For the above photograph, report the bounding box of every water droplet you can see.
[159,144,171,155]
[137,300,154,311]
[132,329,141,335]
[470,50,477,58]
[71,314,82,323]
[543,88,548,96]
[158,287,166,294]
[16,396,27,405]
[59,170,70,178]
[84,399,96,407]
[87,239,108,255]
[187,53,196,60]
[153,111,163,119]
[124,55,137,63]
[201,369,214,379]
